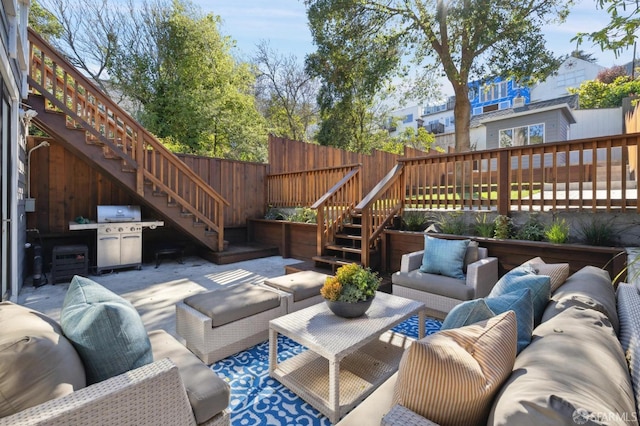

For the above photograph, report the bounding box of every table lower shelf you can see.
[270,330,414,423]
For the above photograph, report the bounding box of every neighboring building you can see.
[530,57,604,103]
[385,105,423,137]
[468,76,530,116]
[1,0,31,301]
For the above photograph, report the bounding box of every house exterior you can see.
[1,0,30,302]
[530,57,604,102]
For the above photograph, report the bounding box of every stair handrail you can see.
[354,163,405,266]
[311,166,362,259]
[28,28,229,251]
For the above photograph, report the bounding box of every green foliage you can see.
[264,207,288,221]
[545,218,570,244]
[474,213,495,238]
[573,1,640,57]
[108,1,267,161]
[29,1,64,41]
[515,215,546,241]
[396,127,438,153]
[578,216,618,246]
[568,76,640,109]
[288,207,317,224]
[305,0,570,153]
[436,211,467,235]
[402,211,431,232]
[321,263,381,303]
[493,215,513,239]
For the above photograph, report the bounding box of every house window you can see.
[556,69,585,87]
[480,81,509,103]
[499,123,545,147]
[403,114,413,124]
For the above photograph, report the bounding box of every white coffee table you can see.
[268,292,426,424]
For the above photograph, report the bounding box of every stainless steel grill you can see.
[96,206,143,273]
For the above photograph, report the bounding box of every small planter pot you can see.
[325,296,375,318]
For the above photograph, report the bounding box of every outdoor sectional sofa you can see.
[339,263,640,425]
[0,276,230,426]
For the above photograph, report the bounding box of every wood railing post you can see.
[136,132,144,196]
[497,150,510,215]
[316,207,325,257]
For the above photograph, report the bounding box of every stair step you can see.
[180,211,194,218]
[335,233,362,241]
[313,255,360,267]
[325,244,362,254]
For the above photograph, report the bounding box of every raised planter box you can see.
[382,230,627,283]
[248,219,317,261]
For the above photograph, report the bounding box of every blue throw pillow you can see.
[489,264,551,324]
[419,236,470,280]
[485,288,534,354]
[60,276,153,384]
[441,298,494,330]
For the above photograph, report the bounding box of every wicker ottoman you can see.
[263,270,331,313]
[176,283,286,364]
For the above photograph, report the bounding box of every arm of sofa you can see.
[466,256,498,298]
[400,250,424,273]
[381,404,441,426]
[0,358,197,426]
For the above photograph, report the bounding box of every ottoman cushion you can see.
[184,283,281,327]
[264,271,330,302]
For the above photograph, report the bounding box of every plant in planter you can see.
[493,215,513,239]
[545,218,570,243]
[402,210,431,231]
[515,214,545,241]
[474,213,495,237]
[320,263,381,318]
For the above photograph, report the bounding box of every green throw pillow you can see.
[485,288,534,354]
[420,236,470,280]
[60,275,153,384]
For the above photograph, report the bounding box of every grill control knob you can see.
[130,226,136,232]
[118,227,124,232]
[105,228,111,233]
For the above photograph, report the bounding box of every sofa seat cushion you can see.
[392,270,473,300]
[263,271,330,302]
[184,283,281,327]
[420,236,470,280]
[393,311,517,426]
[61,275,153,385]
[616,283,640,420]
[488,306,636,426]
[0,302,86,417]
[541,265,619,333]
[148,330,230,424]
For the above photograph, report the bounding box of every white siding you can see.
[569,108,623,140]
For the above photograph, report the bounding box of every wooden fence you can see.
[27,137,267,233]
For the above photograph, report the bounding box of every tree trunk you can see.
[453,85,472,153]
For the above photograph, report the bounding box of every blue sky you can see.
[202,0,634,68]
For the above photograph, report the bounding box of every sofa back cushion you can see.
[488,306,635,426]
[616,283,640,421]
[541,265,619,334]
[0,302,86,417]
[61,275,153,385]
[420,236,470,280]
[393,311,517,426]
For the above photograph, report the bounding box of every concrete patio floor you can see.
[17,255,301,339]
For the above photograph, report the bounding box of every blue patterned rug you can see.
[211,315,442,426]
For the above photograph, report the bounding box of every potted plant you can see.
[320,263,381,318]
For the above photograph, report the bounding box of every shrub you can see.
[578,216,618,246]
[402,211,431,231]
[436,211,467,235]
[493,215,512,239]
[474,213,495,237]
[545,218,570,243]
[288,207,317,223]
[320,263,381,303]
[515,215,545,241]
[264,207,288,220]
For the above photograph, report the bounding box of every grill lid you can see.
[97,205,141,223]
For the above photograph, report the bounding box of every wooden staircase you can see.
[312,212,381,272]
[26,28,229,252]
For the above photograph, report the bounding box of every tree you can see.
[574,1,640,57]
[597,65,629,84]
[306,2,403,152]
[569,49,598,63]
[28,0,64,42]
[253,42,319,142]
[568,76,640,108]
[304,0,570,153]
